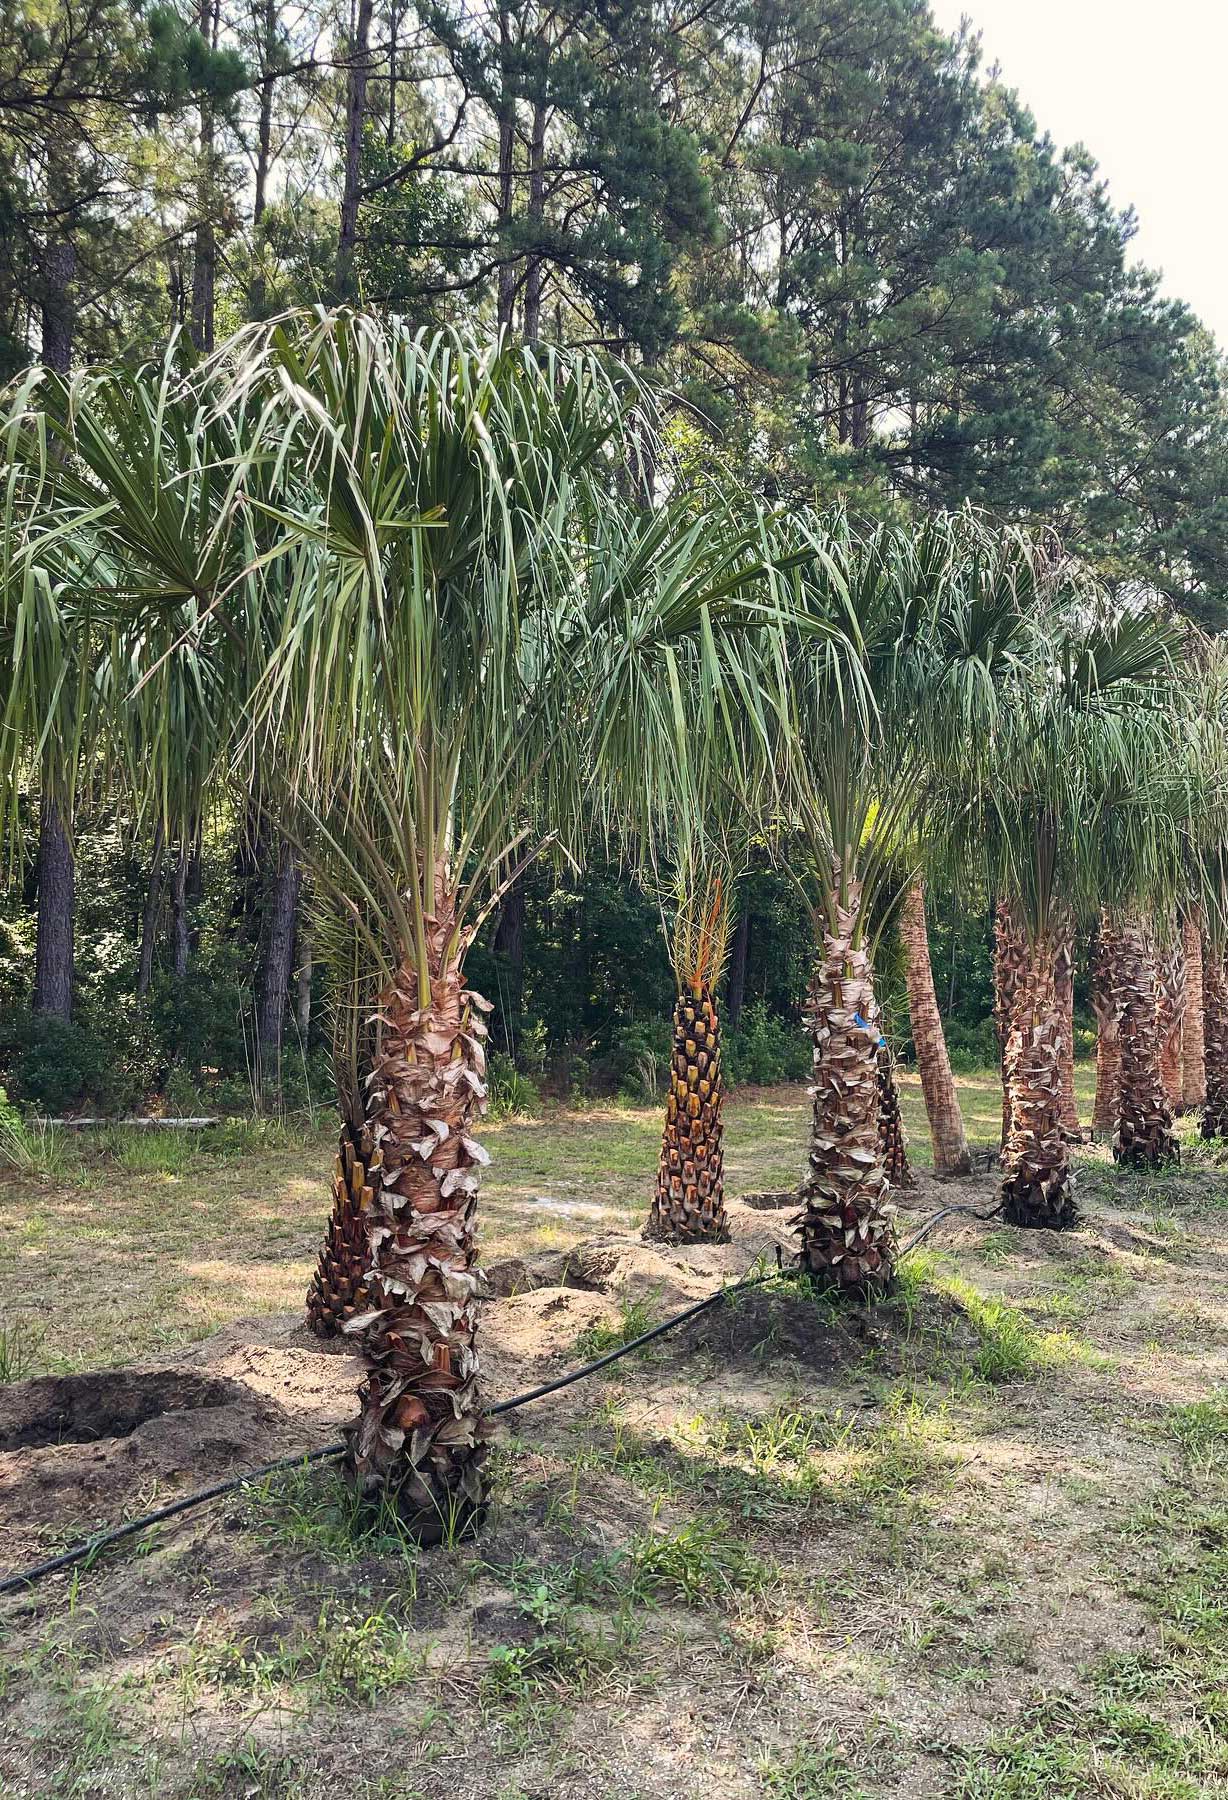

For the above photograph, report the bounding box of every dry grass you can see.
[2,1064,1227,1799]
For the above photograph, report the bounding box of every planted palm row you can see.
[2,311,1225,1537]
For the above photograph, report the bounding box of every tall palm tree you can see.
[9,313,785,1532]
[898,877,971,1175]
[971,604,1188,1223]
[775,510,1036,1292]
[1180,910,1207,1111]
[1111,911,1178,1168]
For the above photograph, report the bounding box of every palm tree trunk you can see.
[877,1042,911,1186]
[898,878,970,1174]
[1201,944,1228,1139]
[1000,928,1077,1229]
[343,883,490,1536]
[645,977,728,1242]
[255,837,301,1091]
[1181,911,1206,1111]
[1155,929,1186,1111]
[1091,920,1120,1138]
[796,870,896,1294]
[993,896,1027,1153]
[1112,914,1178,1168]
[1054,935,1080,1134]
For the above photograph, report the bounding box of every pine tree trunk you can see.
[343,885,490,1535]
[1112,914,1178,1168]
[726,898,750,1029]
[336,0,375,299]
[33,794,74,1020]
[899,878,971,1175]
[522,100,547,341]
[136,822,165,998]
[1201,945,1228,1140]
[795,871,896,1294]
[1000,929,1077,1229]
[295,936,313,1039]
[256,839,301,1090]
[993,896,1027,1153]
[1182,911,1207,1111]
[170,846,190,981]
[876,1042,911,1187]
[1054,935,1080,1134]
[1091,916,1120,1137]
[645,978,728,1242]
[495,4,517,329]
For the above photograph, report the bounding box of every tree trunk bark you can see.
[1155,928,1186,1111]
[136,822,165,998]
[899,878,971,1175]
[993,895,1027,1153]
[1000,928,1077,1229]
[255,838,302,1087]
[1112,913,1178,1168]
[342,886,490,1536]
[495,4,517,329]
[877,1042,911,1187]
[190,0,219,354]
[522,100,547,341]
[171,845,190,981]
[1182,910,1207,1111]
[1054,934,1079,1134]
[1091,918,1120,1138]
[726,896,750,1030]
[644,978,728,1242]
[491,876,525,1017]
[796,870,896,1294]
[33,794,74,1020]
[336,0,376,299]
[1201,945,1228,1140]
[295,935,313,1039]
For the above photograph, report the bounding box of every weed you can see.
[1167,1391,1228,1459]
[574,1292,661,1359]
[0,1310,42,1381]
[759,1739,868,1799]
[0,1109,72,1179]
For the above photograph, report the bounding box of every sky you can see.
[928,0,1228,346]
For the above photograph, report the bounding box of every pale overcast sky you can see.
[928,0,1228,346]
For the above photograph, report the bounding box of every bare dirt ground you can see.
[1,1081,1227,1799]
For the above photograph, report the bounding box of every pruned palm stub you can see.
[795,883,896,1294]
[1201,949,1228,1140]
[343,894,492,1539]
[877,1044,911,1187]
[1000,933,1078,1229]
[306,1119,377,1336]
[1112,915,1179,1169]
[645,979,728,1243]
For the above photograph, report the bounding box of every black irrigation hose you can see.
[1,1203,996,1599]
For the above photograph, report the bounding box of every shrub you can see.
[0,1008,152,1115]
[488,1052,541,1120]
[724,1002,810,1087]
[941,1014,999,1074]
[597,1016,672,1101]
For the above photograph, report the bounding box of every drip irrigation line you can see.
[1,1199,999,1598]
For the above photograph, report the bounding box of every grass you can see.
[4,1064,1228,1799]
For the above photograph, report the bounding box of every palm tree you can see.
[10,313,784,1531]
[1091,915,1121,1139]
[775,510,1036,1292]
[972,603,1187,1222]
[1180,910,1207,1111]
[898,878,971,1175]
[1110,911,1178,1168]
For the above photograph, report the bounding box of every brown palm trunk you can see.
[343,885,490,1536]
[899,879,970,1174]
[1181,911,1206,1111]
[796,869,896,1294]
[645,978,728,1242]
[1201,945,1228,1139]
[877,1042,911,1186]
[1091,916,1120,1137]
[1112,914,1178,1168]
[1054,935,1080,1134]
[993,896,1027,1153]
[1155,928,1186,1112]
[1000,928,1077,1229]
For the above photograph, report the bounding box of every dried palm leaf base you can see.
[345,1364,490,1544]
[644,983,729,1244]
[877,1048,912,1187]
[306,1121,377,1336]
[1113,1117,1179,1168]
[1001,1164,1078,1230]
[1201,953,1228,1141]
[794,1200,896,1297]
